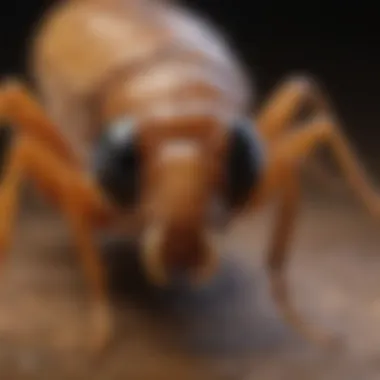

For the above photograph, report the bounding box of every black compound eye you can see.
[92,117,140,207]
[224,117,265,209]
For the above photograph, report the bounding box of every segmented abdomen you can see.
[30,0,251,161]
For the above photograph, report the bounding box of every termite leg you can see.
[252,115,380,345]
[256,75,366,190]
[0,134,113,352]
[257,75,332,141]
[0,78,81,166]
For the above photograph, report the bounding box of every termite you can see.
[0,0,377,351]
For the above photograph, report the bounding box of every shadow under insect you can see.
[101,238,299,357]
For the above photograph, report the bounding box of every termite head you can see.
[92,113,264,287]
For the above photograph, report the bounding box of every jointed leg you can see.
[256,75,379,216]
[255,75,340,189]
[257,75,334,141]
[266,164,336,344]
[62,188,111,351]
[0,78,81,166]
[274,117,380,217]
[253,115,380,345]
[0,134,113,351]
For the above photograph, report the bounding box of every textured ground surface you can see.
[1,184,380,380]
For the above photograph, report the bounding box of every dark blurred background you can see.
[0,1,379,168]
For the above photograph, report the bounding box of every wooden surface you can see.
[1,185,380,379]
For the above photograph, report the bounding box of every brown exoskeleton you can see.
[0,0,377,351]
